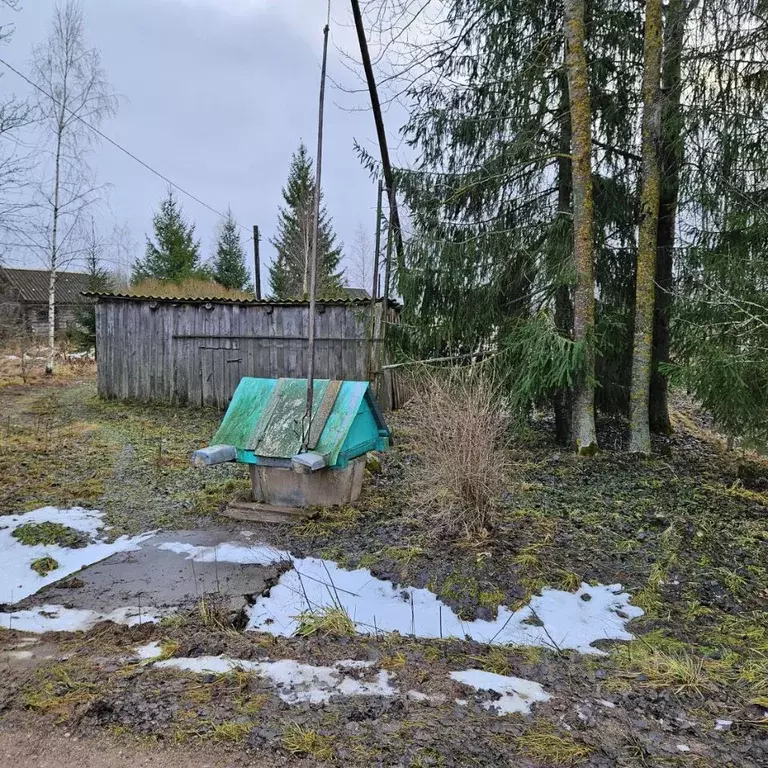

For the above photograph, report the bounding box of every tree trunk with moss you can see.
[564,0,597,455]
[650,0,687,434]
[629,0,664,454]
[554,70,574,446]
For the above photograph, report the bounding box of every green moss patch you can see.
[30,555,60,576]
[12,522,90,548]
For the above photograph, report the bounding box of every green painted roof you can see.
[211,377,386,467]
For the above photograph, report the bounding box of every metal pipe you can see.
[304,10,331,448]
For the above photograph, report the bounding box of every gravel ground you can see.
[0,714,280,767]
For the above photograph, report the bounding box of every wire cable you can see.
[0,55,253,237]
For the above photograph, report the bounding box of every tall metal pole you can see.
[252,225,261,299]
[349,0,404,276]
[304,9,330,448]
[367,179,383,380]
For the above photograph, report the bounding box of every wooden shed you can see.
[0,267,89,337]
[93,292,400,410]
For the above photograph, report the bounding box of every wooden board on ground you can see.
[221,501,313,524]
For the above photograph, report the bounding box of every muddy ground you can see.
[0,374,767,766]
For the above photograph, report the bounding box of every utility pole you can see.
[252,225,262,299]
[349,0,404,278]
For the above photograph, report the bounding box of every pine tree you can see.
[389,0,640,444]
[74,226,113,352]
[213,209,251,291]
[269,143,344,299]
[132,190,205,283]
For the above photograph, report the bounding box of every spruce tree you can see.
[213,209,251,291]
[269,143,344,299]
[132,190,205,283]
[74,229,113,352]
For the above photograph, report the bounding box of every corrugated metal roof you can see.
[85,290,399,308]
[1,268,90,304]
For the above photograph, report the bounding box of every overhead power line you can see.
[0,55,253,237]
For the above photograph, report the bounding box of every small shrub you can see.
[12,522,90,548]
[407,370,510,537]
[30,556,59,576]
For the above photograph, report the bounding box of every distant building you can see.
[0,267,90,336]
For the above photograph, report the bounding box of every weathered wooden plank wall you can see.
[95,297,397,409]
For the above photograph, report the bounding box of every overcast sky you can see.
[1,0,407,291]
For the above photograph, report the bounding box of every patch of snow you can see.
[596,698,616,709]
[450,669,550,716]
[148,653,398,705]
[158,541,286,565]
[407,690,447,704]
[334,659,375,669]
[135,641,163,660]
[243,549,642,653]
[0,507,154,604]
[715,719,732,731]
[676,745,691,753]
[3,604,167,633]
[156,540,642,653]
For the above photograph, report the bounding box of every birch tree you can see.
[347,222,373,290]
[564,0,598,454]
[31,0,116,374]
[629,0,663,453]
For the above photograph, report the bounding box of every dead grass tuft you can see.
[407,370,510,537]
[23,664,100,719]
[294,606,356,638]
[282,723,335,760]
[128,278,253,301]
[516,724,593,766]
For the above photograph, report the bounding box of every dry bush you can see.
[407,368,510,537]
[128,278,253,301]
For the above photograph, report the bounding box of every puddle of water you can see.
[0,507,153,604]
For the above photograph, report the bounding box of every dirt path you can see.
[0,721,282,768]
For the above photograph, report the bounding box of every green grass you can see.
[12,522,89,548]
[282,723,335,760]
[30,555,59,576]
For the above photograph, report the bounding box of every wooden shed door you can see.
[200,343,242,409]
